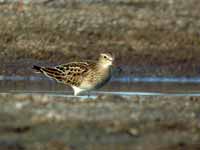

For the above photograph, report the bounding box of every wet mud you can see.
[0,0,200,76]
[0,94,200,150]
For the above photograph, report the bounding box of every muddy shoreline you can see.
[0,94,200,150]
[0,1,200,76]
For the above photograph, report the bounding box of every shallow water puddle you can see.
[1,75,200,97]
[2,91,200,99]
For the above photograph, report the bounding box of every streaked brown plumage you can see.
[32,53,114,96]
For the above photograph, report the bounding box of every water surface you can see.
[1,75,200,97]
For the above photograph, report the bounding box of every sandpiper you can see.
[32,53,114,96]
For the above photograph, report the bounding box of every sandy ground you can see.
[0,94,200,150]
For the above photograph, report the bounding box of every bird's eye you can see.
[104,56,107,58]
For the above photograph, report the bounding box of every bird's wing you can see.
[38,66,66,83]
[34,61,96,86]
[54,61,96,86]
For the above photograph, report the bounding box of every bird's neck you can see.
[98,63,112,70]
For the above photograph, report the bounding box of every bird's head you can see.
[99,53,114,67]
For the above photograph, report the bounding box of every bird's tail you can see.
[32,65,42,73]
[32,65,65,82]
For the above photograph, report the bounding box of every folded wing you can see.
[33,61,96,87]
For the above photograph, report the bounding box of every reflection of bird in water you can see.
[33,53,114,96]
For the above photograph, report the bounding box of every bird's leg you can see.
[87,91,90,98]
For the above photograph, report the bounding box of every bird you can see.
[32,53,114,96]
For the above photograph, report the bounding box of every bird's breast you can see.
[80,67,112,90]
